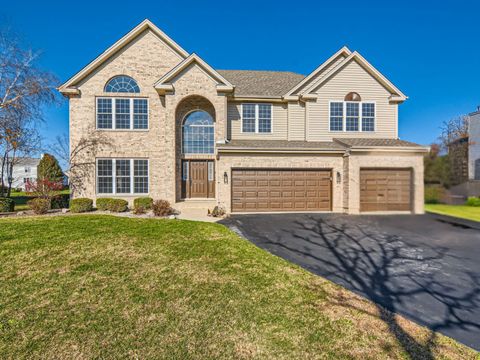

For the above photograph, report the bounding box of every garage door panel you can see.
[360,169,412,212]
[232,169,332,212]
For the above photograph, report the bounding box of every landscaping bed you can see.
[0,215,476,359]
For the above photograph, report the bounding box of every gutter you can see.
[217,148,345,154]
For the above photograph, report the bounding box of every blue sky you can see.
[2,0,479,148]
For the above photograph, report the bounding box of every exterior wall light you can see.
[224,171,228,184]
[336,171,341,184]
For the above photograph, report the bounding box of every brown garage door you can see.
[231,169,332,212]
[360,169,412,212]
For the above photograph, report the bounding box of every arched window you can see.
[182,111,214,154]
[104,75,140,93]
[344,92,361,102]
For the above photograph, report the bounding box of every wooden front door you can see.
[182,160,215,198]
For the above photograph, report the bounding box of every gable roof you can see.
[283,46,351,97]
[334,138,426,149]
[301,51,407,102]
[154,53,234,93]
[218,70,304,98]
[58,19,189,95]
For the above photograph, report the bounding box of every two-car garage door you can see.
[232,169,332,212]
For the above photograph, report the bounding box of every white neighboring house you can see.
[1,157,41,190]
[468,107,480,180]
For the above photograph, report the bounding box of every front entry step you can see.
[175,199,217,210]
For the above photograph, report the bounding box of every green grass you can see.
[0,216,476,359]
[425,204,480,222]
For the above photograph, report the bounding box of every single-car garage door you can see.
[232,169,332,212]
[360,168,412,212]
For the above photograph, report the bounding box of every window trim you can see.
[328,100,376,132]
[240,103,273,134]
[96,158,149,195]
[96,97,149,131]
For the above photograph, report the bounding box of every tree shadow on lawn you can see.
[240,215,480,359]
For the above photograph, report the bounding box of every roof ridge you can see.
[218,69,304,76]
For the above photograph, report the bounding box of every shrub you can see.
[152,200,173,217]
[27,198,50,215]
[70,198,93,213]
[134,197,153,210]
[109,199,128,212]
[96,198,114,211]
[51,194,70,209]
[424,186,446,204]
[0,197,15,212]
[466,197,480,207]
[96,198,128,212]
[133,205,146,215]
[210,205,226,217]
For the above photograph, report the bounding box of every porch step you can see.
[174,199,217,211]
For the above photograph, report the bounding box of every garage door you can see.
[231,169,332,212]
[360,169,412,212]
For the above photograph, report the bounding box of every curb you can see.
[426,212,480,231]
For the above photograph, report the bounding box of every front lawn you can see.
[425,204,480,222]
[0,216,475,359]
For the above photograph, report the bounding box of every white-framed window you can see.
[182,110,215,154]
[329,101,375,132]
[96,159,149,194]
[241,103,272,133]
[96,97,148,130]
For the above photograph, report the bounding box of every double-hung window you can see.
[329,101,375,132]
[96,98,148,130]
[242,103,272,133]
[96,159,149,194]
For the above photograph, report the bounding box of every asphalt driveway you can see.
[221,213,480,351]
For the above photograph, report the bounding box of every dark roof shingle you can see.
[218,140,345,151]
[333,138,424,148]
[217,70,304,97]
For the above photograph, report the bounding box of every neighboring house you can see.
[1,157,40,190]
[58,19,428,214]
[468,107,480,180]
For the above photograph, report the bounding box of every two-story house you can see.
[468,107,480,181]
[1,157,40,191]
[58,19,427,214]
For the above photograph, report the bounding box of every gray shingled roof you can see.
[218,138,427,152]
[218,140,345,151]
[217,70,305,97]
[333,138,424,148]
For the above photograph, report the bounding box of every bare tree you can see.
[52,132,114,198]
[0,28,58,197]
[438,115,470,150]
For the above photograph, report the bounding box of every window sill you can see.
[96,194,150,197]
[96,129,149,132]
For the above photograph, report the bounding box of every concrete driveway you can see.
[221,213,480,351]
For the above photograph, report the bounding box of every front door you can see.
[182,160,215,198]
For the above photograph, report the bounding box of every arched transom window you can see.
[182,111,214,154]
[104,75,140,93]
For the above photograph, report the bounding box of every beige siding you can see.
[297,55,346,95]
[288,102,305,140]
[306,60,398,141]
[228,102,288,140]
